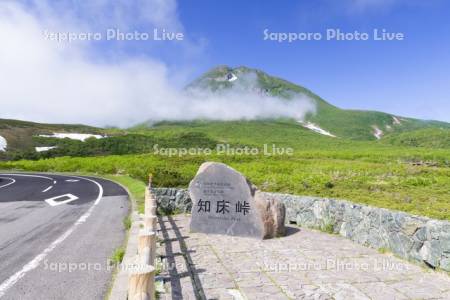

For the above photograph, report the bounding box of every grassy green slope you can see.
[383,128,450,149]
[135,119,337,149]
[306,105,449,140]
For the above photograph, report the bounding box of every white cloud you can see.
[342,0,432,14]
[348,0,398,11]
[0,1,315,128]
[27,0,182,31]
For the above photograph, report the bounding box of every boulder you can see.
[189,162,285,239]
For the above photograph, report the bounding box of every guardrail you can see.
[128,175,157,300]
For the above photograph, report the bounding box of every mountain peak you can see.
[188,65,315,99]
[199,65,259,82]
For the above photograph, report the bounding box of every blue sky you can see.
[175,0,450,121]
[2,0,449,125]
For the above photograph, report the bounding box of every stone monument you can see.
[189,162,285,239]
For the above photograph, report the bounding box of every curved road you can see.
[0,173,129,300]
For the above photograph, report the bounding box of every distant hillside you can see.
[0,118,104,152]
[142,119,354,150]
[187,66,450,140]
[0,118,225,161]
[0,117,365,161]
[383,128,450,149]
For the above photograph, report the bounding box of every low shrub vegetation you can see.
[2,145,449,220]
[1,120,449,221]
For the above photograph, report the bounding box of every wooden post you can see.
[138,230,156,266]
[128,265,155,300]
[144,191,156,205]
[145,202,157,216]
[149,194,157,207]
[145,188,157,215]
[143,215,158,232]
[148,174,153,187]
[144,188,151,203]
[127,178,158,300]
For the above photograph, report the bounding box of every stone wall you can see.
[152,188,192,214]
[152,187,450,272]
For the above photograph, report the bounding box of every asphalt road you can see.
[0,173,130,300]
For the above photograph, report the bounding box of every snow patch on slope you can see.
[392,116,401,125]
[214,72,238,82]
[36,146,57,152]
[298,121,336,137]
[227,73,237,82]
[0,136,7,152]
[38,133,104,141]
[373,126,383,140]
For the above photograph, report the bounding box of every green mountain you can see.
[1,65,450,161]
[188,65,450,140]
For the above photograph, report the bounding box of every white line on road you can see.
[45,193,79,206]
[0,174,54,181]
[0,175,104,298]
[1,173,54,193]
[42,185,53,193]
[0,177,16,189]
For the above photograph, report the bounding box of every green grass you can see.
[109,247,125,265]
[383,128,450,149]
[122,216,132,230]
[378,247,390,254]
[2,142,449,220]
[319,222,335,234]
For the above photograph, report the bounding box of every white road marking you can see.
[42,186,53,193]
[0,175,104,297]
[45,194,79,206]
[65,179,79,182]
[0,177,16,189]
[0,174,54,182]
[1,174,54,193]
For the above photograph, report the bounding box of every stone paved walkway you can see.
[157,214,450,300]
